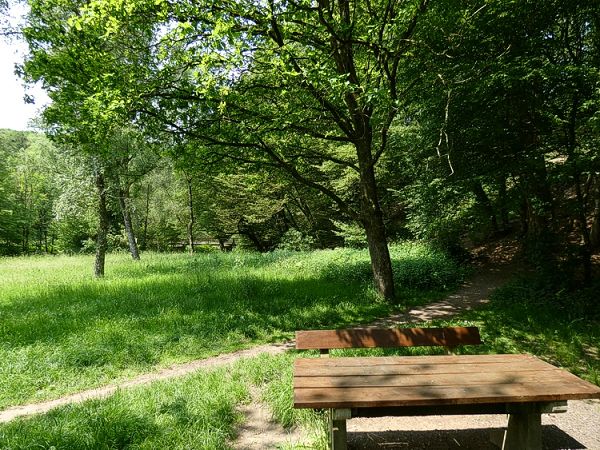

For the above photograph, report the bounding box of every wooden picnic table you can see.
[293,353,600,449]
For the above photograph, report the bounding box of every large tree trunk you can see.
[118,183,140,260]
[94,170,109,278]
[356,139,395,300]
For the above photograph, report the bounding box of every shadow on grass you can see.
[1,274,387,348]
[0,247,464,409]
[0,271,391,408]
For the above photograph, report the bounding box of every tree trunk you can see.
[498,176,510,232]
[471,181,498,235]
[570,159,592,284]
[94,170,109,278]
[356,140,395,300]
[22,227,29,253]
[591,179,600,249]
[186,176,195,255]
[118,183,140,260]
[140,183,150,250]
[567,92,592,285]
[519,158,554,240]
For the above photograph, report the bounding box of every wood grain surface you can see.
[294,354,600,409]
[295,327,481,350]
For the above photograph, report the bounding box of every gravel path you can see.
[347,399,600,449]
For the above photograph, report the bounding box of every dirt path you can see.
[370,261,517,327]
[233,386,307,449]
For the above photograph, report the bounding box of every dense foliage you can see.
[1,0,598,290]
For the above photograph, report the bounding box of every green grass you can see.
[1,268,598,449]
[0,352,320,450]
[0,244,462,409]
[0,364,249,449]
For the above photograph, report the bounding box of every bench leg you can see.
[329,408,351,450]
[502,405,542,450]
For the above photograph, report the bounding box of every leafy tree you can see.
[0,130,59,254]
[65,0,441,299]
[22,0,157,274]
[399,0,600,280]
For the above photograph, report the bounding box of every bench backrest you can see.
[295,326,481,355]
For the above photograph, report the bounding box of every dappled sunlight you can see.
[5,249,450,409]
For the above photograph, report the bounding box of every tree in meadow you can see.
[64,0,439,299]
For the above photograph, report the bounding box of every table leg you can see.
[329,408,351,450]
[502,404,542,450]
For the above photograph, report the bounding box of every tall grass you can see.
[0,244,463,409]
[0,365,249,450]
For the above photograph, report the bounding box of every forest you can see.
[1,1,600,448]
[1,0,598,295]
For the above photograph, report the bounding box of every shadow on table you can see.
[348,425,585,449]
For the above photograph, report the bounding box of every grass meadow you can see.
[2,246,597,449]
[0,244,461,410]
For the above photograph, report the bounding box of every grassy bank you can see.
[0,244,462,409]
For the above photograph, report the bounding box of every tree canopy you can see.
[6,0,599,292]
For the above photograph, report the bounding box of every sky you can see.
[0,4,50,131]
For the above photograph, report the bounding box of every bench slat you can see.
[295,326,481,350]
[294,382,600,409]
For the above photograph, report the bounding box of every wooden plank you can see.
[294,382,600,408]
[295,327,481,350]
[294,363,553,377]
[294,370,565,389]
[294,353,536,368]
[295,362,556,376]
[294,358,560,377]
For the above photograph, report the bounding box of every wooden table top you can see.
[293,354,600,409]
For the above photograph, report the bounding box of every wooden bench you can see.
[296,326,482,449]
[296,326,482,356]
[293,326,600,450]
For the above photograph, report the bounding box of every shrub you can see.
[318,242,464,291]
[276,229,316,251]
